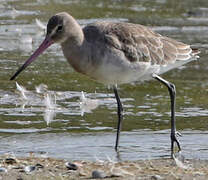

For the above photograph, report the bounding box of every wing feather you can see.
[83,22,198,67]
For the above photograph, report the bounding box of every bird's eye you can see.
[57,25,63,32]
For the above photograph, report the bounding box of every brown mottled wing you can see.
[83,22,195,65]
[103,22,161,63]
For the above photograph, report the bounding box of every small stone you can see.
[74,162,83,167]
[17,178,23,180]
[24,165,36,173]
[65,162,78,170]
[79,171,87,176]
[92,170,106,179]
[151,174,163,180]
[5,158,16,164]
[0,167,7,173]
[193,171,205,176]
[35,163,44,169]
[12,166,24,170]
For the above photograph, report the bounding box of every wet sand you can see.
[0,155,208,179]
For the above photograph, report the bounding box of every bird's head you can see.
[10,12,74,80]
[46,12,76,44]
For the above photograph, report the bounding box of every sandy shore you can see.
[0,155,208,180]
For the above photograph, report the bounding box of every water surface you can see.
[0,0,208,161]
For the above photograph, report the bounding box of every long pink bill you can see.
[10,36,54,80]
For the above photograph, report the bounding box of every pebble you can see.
[65,162,78,170]
[151,174,164,180]
[0,167,7,173]
[24,165,36,173]
[16,178,23,180]
[92,170,106,179]
[35,163,44,169]
[5,158,16,164]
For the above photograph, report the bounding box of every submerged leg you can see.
[113,85,123,152]
[153,74,181,158]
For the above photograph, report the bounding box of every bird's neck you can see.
[64,23,84,47]
[61,32,93,75]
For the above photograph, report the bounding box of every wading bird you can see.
[10,12,199,158]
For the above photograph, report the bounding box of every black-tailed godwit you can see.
[10,12,199,158]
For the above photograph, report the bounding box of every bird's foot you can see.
[171,131,182,158]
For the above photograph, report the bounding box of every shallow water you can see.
[0,0,208,161]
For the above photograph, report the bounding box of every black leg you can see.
[153,74,181,158]
[113,85,123,152]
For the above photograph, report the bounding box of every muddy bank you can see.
[0,155,208,180]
